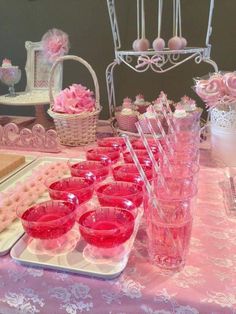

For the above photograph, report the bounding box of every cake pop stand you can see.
[106,0,218,137]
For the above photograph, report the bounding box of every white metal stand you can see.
[106,0,218,122]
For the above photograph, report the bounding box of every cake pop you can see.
[168,0,182,50]
[153,0,165,51]
[178,0,187,48]
[133,0,150,52]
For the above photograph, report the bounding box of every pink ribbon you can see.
[136,55,161,69]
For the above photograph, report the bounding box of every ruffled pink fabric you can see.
[41,28,70,63]
[53,84,95,114]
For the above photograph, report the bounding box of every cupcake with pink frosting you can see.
[138,105,163,134]
[178,95,203,121]
[134,94,150,114]
[115,97,139,133]
[1,58,18,69]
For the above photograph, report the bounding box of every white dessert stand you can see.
[0,41,62,129]
[0,91,53,129]
[106,0,218,135]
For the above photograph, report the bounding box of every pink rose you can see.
[195,75,224,102]
[223,72,236,97]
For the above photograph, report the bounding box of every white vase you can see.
[210,106,236,166]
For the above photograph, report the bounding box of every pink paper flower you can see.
[53,84,95,114]
[42,28,70,63]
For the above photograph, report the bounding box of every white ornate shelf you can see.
[114,47,217,73]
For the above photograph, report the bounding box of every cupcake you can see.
[179,95,203,121]
[115,97,139,133]
[138,105,163,134]
[158,91,174,111]
[134,94,150,114]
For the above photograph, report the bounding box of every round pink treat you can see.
[168,36,183,50]
[134,38,150,52]
[152,37,165,51]
[181,37,187,49]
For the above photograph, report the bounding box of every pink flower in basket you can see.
[42,28,70,63]
[53,84,96,114]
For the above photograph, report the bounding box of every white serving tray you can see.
[0,156,83,255]
[6,156,142,278]
[10,233,125,279]
[0,220,24,256]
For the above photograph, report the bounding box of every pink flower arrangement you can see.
[53,84,96,114]
[41,28,70,63]
[194,72,236,109]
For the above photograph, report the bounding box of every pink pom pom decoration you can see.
[223,72,236,97]
[53,84,96,114]
[41,28,70,63]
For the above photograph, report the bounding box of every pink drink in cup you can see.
[143,179,197,270]
[146,211,193,271]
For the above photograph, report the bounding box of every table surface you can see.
[0,145,236,314]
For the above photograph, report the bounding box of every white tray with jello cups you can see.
[4,156,143,279]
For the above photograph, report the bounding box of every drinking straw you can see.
[162,106,178,143]
[145,117,173,173]
[149,106,174,156]
[122,134,179,253]
[135,121,169,191]
[122,134,152,196]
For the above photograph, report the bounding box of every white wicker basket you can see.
[210,107,236,166]
[48,55,102,146]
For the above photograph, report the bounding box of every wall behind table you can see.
[0,0,235,119]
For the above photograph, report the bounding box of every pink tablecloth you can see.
[0,147,236,314]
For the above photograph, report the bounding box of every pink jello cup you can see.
[68,160,110,183]
[47,177,94,205]
[17,196,78,240]
[112,163,153,186]
[131,138,161,153]
[86,147,120,164]
[96,181,143,209]
[97,137,126,151]
[123,149,159,167]
[78,206,135,249]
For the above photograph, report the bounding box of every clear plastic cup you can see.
[143,183,197,271]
